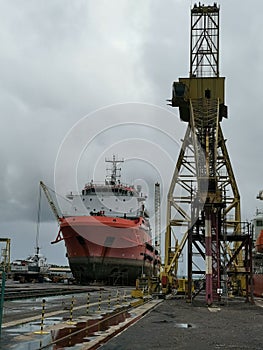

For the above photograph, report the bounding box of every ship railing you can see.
[82,183,140,197]
[84,181,136,191]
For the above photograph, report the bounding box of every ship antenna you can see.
[105,155,124,185]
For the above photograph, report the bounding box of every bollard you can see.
[119,290,122,305]
[34,299,49,334]
[67,296,76,324]
[116,289,120,306]
[123,290,127,304]
[97,290,102,313]
[108,291,111,310]
[87,293,90,315]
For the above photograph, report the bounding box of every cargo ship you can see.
[52,156,159,285]
[251,209,263,297]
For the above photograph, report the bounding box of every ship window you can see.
[90,198,92,201]
[82,198,85,201]
[123,199,126,201]
[256,220,263,226]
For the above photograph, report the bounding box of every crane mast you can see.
[39,181,62,224]
[164,3,252,305]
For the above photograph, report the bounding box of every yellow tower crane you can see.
[161,3,253,304]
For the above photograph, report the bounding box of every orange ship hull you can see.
[57,216,157,285]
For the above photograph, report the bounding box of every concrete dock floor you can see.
[100,297,263,350]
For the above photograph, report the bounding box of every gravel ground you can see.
[101,297,263,350]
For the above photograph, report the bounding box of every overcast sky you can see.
[0,0,262,266]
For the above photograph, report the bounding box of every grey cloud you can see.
[0,0,262,264]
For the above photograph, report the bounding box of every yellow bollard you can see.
[34,299,49,334]
[87,293,90,315]
[67,296,76,324]
[116,289,120,306]
[123,290,127,304]
[108,291,111,310]
[97,290,102,313]
[119,290,123,305]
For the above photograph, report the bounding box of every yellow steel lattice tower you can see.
[165,3,252,305]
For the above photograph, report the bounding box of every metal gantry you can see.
[154,183,161,254]
[0,238,11,337]
[165,3,252,305]
[0,238,10,272]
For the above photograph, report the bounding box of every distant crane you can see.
[0,238,10,273]
[39,181,63,224]
[0,238,10,337]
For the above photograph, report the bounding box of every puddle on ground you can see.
[53,310,130,348]
[0,317,63,350]
[5,317,63,336]
[1,310,131,350]
[4,305,43,315]
[175,323,192,328]
[152,320,193,328]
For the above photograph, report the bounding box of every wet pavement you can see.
[100,297,263,350]
[1,282,262,350]
[0,282,154,350]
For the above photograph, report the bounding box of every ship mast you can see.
[105,155,124,185]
